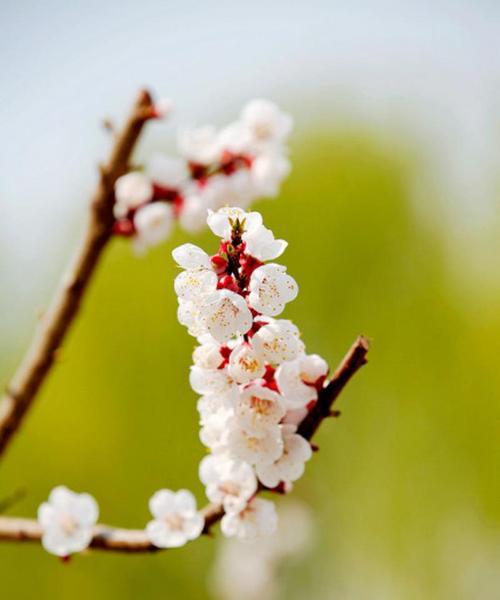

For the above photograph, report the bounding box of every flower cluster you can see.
[113,99,292,253]
[173,207,329,540]
[36,209,328,557]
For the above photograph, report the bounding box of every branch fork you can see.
[0,89,370,555]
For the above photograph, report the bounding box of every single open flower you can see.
[252,319,304,364]
[199,455,257,512]
[248,264,298,317]
[226,420,284,467]
[234,383,285,432]
[37,486,99,557]
[146,489,204,548]
[228,341,266,383]
[220,497,278,541]
[200,290,253,343]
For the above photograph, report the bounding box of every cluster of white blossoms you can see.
[173,206,329,541]
[113,99,292,253]
[35,208,330,557]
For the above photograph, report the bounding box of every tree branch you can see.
[0,90,155,460]
[0,336,369,553]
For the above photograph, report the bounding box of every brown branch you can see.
[0,90,155,460]
[0,336,369,553]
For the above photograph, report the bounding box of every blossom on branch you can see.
[113,99,293,252]
[146,489,204,548]
[37,486,99,557]
[172,207,329,540]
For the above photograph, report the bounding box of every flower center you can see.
[59,514,79,536]
[219,482,240,497]
[164,514,184,531]
[250,396,272,416]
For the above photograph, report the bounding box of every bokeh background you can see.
[1,1,499,598]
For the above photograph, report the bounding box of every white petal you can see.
[276,359,318,409]
[146,153,188,188]
[243,225,288,261]
[149,489,176,519]
[174,269,217,301]
[114,172,153,212]
[173,489,197,513]
[172,244,211,270]
[146,520,187,548]
[133,202,174,249]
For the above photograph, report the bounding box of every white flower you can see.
[174,268,217,302]
[248,264,298,317]
[172,243,212,270]
[199,407,233,450]
[221,497,277,541]
[216,121,254,155]
[207,207,262,241]
[37,486,98,557]
[189,366,237,398]
[241,99,293,146]
[299,354,329,383]
[197,394,233,421]
[252,319,304,364]
[146,489,204,548]
[275,354,328,409]
[178,190,212,233]
[234,383,285,432]
[177,299,206,337]
[199,455,257,512]
[193,342,225,370]
[228,341,265,383]
[178,125,220,165]
[226,421,283,466]
[205,172,256,211]
[252,152,291,198]
[243,224,287,261]
[146,153,188,189]
[200,290,253,343]
[113,171,153,218]
[282,406,308,427]
[256,425,312,488]
[133,202,174,252]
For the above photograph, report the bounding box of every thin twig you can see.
[0,90,155,460]
[0,336,369,553]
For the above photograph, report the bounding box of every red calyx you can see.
[270,482,288,495]
[263,366,279,392]
[219,150,254,175]
[218,345,232,369]
[152,183,179,202]
[112,219,135,237]
[240,254,264,279]
[217,275,239,293]
[306,399,317,411]
[211,254,228,275]
[173,193,184,217]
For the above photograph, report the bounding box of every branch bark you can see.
[0,336,369,553]
[0,90,155,460]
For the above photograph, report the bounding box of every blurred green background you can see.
[1,129,499,599]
